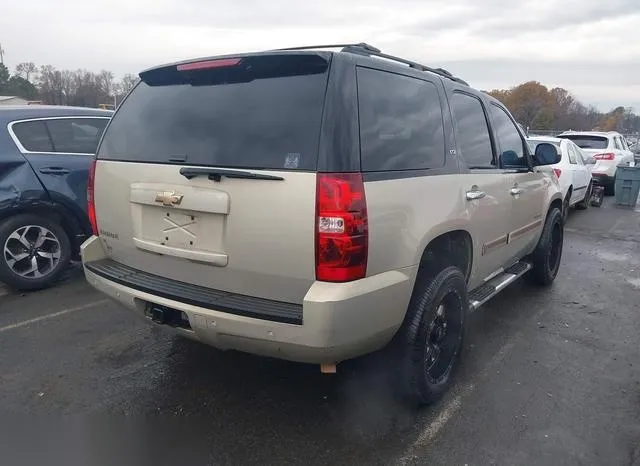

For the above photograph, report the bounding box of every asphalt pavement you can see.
[0,198,639,466]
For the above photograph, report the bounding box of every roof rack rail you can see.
[273,42,468,86]
[275,43,381,53]
[341,44,469,86]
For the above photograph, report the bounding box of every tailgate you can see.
[92,53,330,303]
[93,162,316,303]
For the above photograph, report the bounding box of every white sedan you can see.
[528,136,594,222]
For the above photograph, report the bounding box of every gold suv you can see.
[81,43,564,406]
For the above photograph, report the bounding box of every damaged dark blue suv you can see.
[0,106,112,290]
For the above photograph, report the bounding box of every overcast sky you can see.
[2,0,639,111]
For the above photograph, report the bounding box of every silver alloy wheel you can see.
[3,225,62,279]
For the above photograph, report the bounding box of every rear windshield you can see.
[558,135,608,150]
[97,54,329,170]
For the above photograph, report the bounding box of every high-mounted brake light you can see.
[87,158,98,236]
[177,58,242,71]
[315,173,368,282]
[552,168,562,179]
[593,152,615,160]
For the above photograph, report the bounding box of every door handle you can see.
[466,189,486,200]
[39,167,70,175]
[510,188,523,196]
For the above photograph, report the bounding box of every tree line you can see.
[1,60,638,133]
[486,81,640,133]
[0,61,138,108]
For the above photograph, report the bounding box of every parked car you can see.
[527,136,594,222]
[81,43,563,406]
[0,105,112,290]
[556,131,635,194]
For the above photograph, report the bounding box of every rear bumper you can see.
[591,173,615,186]
[592,163,617,182]
[81,236,414,364]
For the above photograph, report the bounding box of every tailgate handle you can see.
[179,167,284,182]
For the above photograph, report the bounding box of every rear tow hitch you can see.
[145,303,192,330]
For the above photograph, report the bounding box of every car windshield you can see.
[558,135,608,150]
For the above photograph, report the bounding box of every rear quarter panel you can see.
[365,174,471,280]
[0,127,50,219]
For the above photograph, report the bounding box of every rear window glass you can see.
[357,67,445,171]
[98,55,329,170]
[558,135,608,150]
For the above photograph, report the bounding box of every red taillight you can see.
[594,152,615,160]
[87,158,98,236]
[553,168,562,179]
[315,173,368,282]
[177,58,241,71]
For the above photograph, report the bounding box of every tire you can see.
[525,207,563,286]
[590,187,604,207]
[604,178,615,196]
[575,183,592,210]
[562,193,570,224]
[0,214,71,291]
[397,266,468,407]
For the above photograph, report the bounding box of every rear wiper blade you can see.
[179,167,284,182]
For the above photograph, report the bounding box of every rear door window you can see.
[567,143,578,164]
[489,104,528,169]
[356,67,445,171]
[46,118,109,154]
[11,120,54,152]
[450,92,495,167]
[614,137,623,150]
[98,55,330,171]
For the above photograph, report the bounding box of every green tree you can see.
[0,63,10,90]
[6,75,39,99]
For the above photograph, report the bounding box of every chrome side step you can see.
[468,261,532,311]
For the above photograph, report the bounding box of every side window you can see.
[489,104,527,168]
[613,137,622,150]
[619,137,629,151]
[357,67,445,171]
[573,145,585,165]
[10,120,54,152]
[450,92,495,167]
[45,118,109,154]
[567,143,578,164]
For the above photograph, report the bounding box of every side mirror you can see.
[534,143,561,166]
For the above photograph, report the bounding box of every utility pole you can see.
[0,43,4,64]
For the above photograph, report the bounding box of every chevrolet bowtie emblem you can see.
[155,191,183,207]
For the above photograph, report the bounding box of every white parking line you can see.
[0,299,109,333]
[413,391,465,446]
[396,303,546,464]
